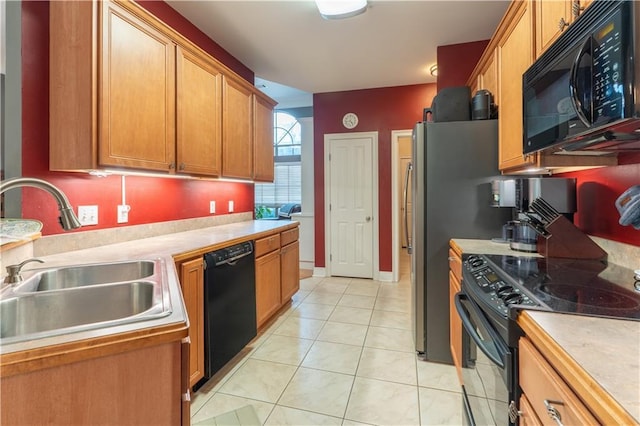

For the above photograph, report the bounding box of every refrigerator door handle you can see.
[403,161,413,254]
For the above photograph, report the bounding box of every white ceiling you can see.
[165,0,510,107]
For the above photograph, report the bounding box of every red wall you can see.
[437,40,489,91]
[313,84,437,270]
[19,1,254,236]
[558,161,640,247]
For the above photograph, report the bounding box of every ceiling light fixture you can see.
[430,64,438,77]
[315,0,367,20]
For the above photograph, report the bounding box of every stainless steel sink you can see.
[15,260,156,292]
[1,282,160,340]
[0,259,172,345]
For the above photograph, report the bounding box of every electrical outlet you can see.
[228,200,234,213]
[209,201,216,214]
[78,205,99,226]
[117,205,130,223]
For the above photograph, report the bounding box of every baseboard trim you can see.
[377,271,394,282]
[313,267,327,277]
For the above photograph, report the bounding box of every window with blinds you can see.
[255,111,303,212]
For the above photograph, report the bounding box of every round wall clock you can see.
[342,112,359,129]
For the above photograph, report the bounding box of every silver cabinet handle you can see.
[558,17,569,31]
[543,399,564,426]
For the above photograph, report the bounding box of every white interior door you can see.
[328,135,374,278]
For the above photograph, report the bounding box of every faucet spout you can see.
[0,177,82,231]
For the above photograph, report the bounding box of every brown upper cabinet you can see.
[100,1,177,171]
[467,0,616,174]
[498,0,535,172]
[222,75,254,179]
[50,0,276,181]
[535,0,593,58]
[535,0,573,57]
[253,94,278,182]
[176,46,223,176]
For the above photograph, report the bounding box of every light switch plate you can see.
[117,205,130,223]
[228,200,234,213]
[210,201,216,214]
[78,205,98,226]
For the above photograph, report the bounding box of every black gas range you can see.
[456,254,640,426]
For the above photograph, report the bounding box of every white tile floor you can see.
[190,257,479,425]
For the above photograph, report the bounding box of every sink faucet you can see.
[4,258,44,285]
[0,177,82,230]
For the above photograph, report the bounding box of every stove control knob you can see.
[504,293,524,304]
[496,285,514,298]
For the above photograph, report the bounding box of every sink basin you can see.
[1,282,159,340]
[0,259,172,345]
[16,260,155,292]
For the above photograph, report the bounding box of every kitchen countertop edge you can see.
[0,220,299,375]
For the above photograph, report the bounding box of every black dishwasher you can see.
[202,241,256,381]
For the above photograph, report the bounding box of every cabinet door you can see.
[497,1,536,171]
[449,270,463,384]
[281,240,300,302]
[478,49,498,100]
[253,94,276,182]
[179,258,205,387]
[535,0,572,58]
[100,1,176,171]
[222,75,253,179]
[255,250,281,328]
[176,46,222,176]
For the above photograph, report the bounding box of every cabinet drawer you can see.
[280,227,299,246]
[519,338,598,426]
[255,233,280,257]
[448,249,462,283]
[519,394,543,426]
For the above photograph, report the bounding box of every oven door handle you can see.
[455,292,506,369]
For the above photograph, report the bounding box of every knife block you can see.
[537,215,607,260]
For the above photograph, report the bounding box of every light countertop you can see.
[1,220,296,356]
[451,238,542,257]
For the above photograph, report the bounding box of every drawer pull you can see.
[544,399,564,426]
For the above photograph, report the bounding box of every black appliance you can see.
[199,241,256,388]
[408,120,511,363]
[457,253,640,425]
[278,203,301,219]
[523,0,640,155]
[472,89,497,120]
[423,86,471,122]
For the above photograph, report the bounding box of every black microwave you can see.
[523,0,640,154]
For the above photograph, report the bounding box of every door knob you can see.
[366,216,372,222]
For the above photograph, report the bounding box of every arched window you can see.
[255,112,302,217]
[274,112,302,159]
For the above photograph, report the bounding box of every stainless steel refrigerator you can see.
[405,119,510,363]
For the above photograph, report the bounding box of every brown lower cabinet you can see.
[1,341,187,425]
[448,246,463,383]
[256,249,282,328]
[519,337,599,425]
[178,257,206,387]
[281,240,300,302]
[255,226,300,329]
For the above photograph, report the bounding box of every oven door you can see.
[455,293,514,426]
